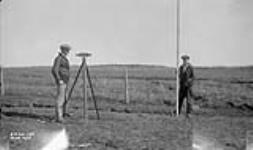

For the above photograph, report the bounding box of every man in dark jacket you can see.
[178,55,194,116]
[52,44,71,122]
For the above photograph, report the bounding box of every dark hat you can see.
[60,44,71,51]
[181,55,190,60]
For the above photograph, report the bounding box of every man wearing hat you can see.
[178,54,194,117]
[51,44,71,122]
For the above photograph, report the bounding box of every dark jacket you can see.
[179,63,194,87]
[51,53,70,84]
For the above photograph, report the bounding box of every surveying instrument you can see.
[65,52,100,121]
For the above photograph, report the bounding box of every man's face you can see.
[62,49,70,56]
[183,59,188,64]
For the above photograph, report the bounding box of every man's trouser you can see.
[178,86,192,115]
[56,83,67,121]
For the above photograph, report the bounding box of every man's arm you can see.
[187,65,194,86]
[190,65,194,80]
[52,56,63,84]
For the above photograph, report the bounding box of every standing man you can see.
[178,55,194,117]
[52,44,71,122]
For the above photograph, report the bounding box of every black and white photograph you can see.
[0,0,253,150]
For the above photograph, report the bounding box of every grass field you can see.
[0,65,253,150]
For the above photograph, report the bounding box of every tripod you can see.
[65,52,100,120]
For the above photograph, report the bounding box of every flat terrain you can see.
[0,65,253,150]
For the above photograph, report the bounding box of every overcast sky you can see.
[1,0,253,67]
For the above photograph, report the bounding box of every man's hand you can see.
[59,80,64,84]
[185,79,193,87]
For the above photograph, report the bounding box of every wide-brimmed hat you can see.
[60,44,71,51]
[181,55,190,60]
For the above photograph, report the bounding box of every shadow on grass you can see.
[110,106,173,116]
[163,100,173,106]
[2,111,54,121]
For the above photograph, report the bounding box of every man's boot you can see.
[63,101,71,118]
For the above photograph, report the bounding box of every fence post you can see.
[0,65,3,120]
[0,65,4,96]
[124,67,129,104]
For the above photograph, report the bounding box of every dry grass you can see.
[0,65,253,150]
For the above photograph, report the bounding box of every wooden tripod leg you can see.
[82,59,88,121]
[64,60,85,114]
[86,64,100,120]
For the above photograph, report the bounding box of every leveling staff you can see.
[178,55,194,117]
[51,44,71,122]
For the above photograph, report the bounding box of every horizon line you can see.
[1,63,253,69]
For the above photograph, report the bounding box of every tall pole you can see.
[0,1,4,96]
[176,0,181,116]
[0,1,3,96]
